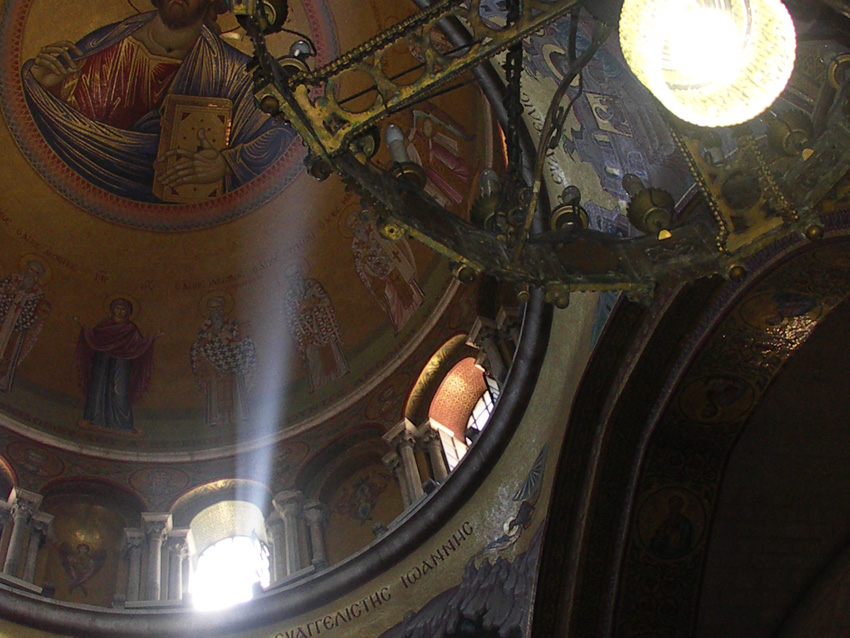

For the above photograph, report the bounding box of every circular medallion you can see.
[679,374,755,424]
[129,465,190,499]
[6,440,64,478]
[739,291,821,330]
[638,487,706,560]
[0,0,337,230]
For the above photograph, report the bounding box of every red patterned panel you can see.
[428,357,486,439]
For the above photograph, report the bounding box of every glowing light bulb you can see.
[620,0,796,127]
[663,7,745,87]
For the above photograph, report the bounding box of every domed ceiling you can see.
[0,0,493,470]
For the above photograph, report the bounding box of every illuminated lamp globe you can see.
[619,0,796,127]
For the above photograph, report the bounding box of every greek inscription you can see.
[15,227,42,249]
[275,588,391,638]
[400,520,474,589]
[175,280,203,291]
[43,248,79,272]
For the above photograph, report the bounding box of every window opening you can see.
[465,375,500,445]
[191,534,270,610]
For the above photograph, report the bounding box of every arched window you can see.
[189,500,270,610]
[465,374,500,445]
[428,357,495,470]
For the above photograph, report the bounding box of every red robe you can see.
[59,37,180,129]
[75,318,155,404]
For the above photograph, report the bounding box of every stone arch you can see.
[38,478,145,607]
[534,235,850,637]
[0,454,16,499]
[404,335,480,426]
[428,356,488,441]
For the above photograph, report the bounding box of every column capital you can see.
[416,421,443,444]
[31,512,53,536]
[272,490,302,519]
[383,418,417,449]
[466,316,499,348]
[382,451,402,473]
[141,513,171,540]
[167,528,190,556]
[302,500,328,528]
[265,510,285,530]
[495,306,520,331]
[9,488,42,519]
[10,501,35,522]
[124,528,145,549]
[9,488,42,508]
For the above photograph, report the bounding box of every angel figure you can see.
[59,542,107,596]
[333,470,390,525]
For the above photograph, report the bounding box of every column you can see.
[384,420,424,502]
[21,512,52,583]
[3,489,42,577]
[166,529,189,601]
[467,317,507,383]
[302,501,328,568]
[0,501,13,573]
[496,306,521,350]
[272,491,302,577]
[181,551,190,601]
[141,513,170,601]
[384,419,425,503]
[399,435,424,500]
[265,512,286,582]
[382,451,411,508]
[422,425,449,482]
[124,528,144,602]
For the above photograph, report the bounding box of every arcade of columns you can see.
[0,310,517,606]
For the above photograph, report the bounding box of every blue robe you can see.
[21,13,293,202]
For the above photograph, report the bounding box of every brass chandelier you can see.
[223,0,850,306]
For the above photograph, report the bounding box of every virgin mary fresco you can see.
[20,0,293,203]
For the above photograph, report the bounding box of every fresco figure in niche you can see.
[190,294,258,427]
[333,470,390,525]
[347,210,424,333]
[406,109,471,207]
[21,0,292,203]
[75,298,157,432]
[281,265,348,392]
[0,259,50,392]
[58,542,106,596]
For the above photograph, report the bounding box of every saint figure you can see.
[282,265,348,392]
[0,259,50,392]
[190,295,258,427]
[347,210,423,332]
[22,0,292,202]
[406,109,471,207]
[75,298,156,432]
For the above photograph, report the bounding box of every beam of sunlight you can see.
[191,536,270,611]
